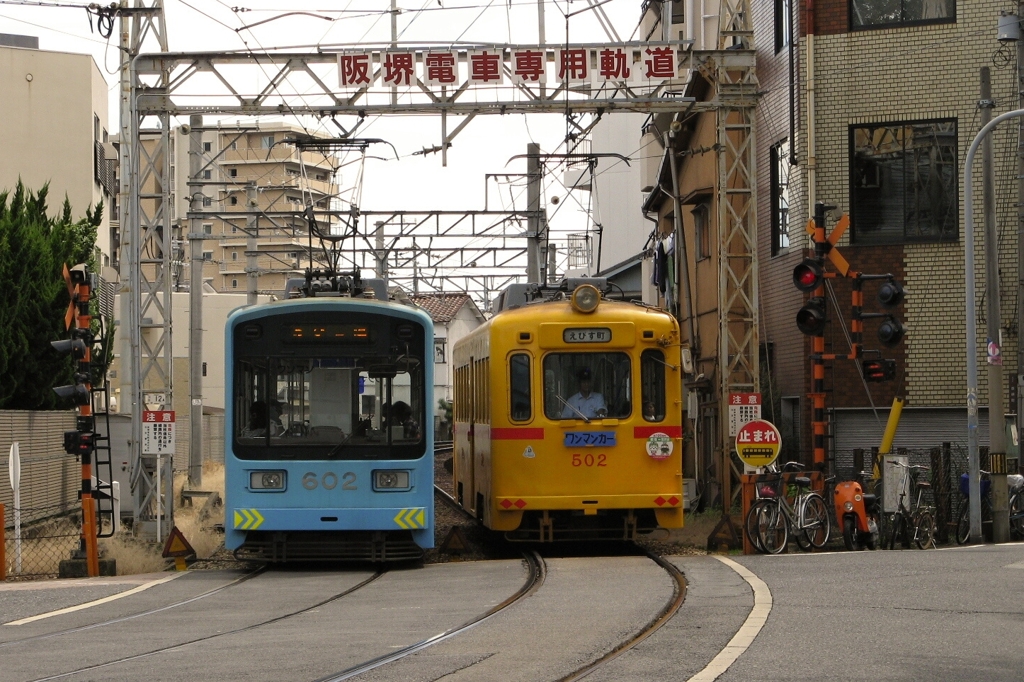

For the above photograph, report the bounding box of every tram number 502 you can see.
[572,453,607,467]
[302,471,357,490]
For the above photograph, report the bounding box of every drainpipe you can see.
[806,0,817,212]
[664,130,698,355]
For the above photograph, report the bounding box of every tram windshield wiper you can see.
[555,395,590,423]
[325,431,354,459]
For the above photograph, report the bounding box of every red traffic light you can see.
[862,359,897,382]
[793,259,824,292]
[878,315,905,347]
[796,297,827,335]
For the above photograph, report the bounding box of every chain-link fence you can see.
[833,443,981,546]
[2,503,83,580]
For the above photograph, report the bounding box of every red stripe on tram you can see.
[491,428,545,440]
[633,426,683,439]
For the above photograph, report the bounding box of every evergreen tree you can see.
[0,181,100,410]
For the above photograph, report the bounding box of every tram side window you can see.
[509,354,531,421]
[236,359,270,440]
[640,349,666,422]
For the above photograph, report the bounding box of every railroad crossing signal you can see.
[862,359,897,382]
[796,297,827,335]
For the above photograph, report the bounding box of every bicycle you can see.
[956,470,991,544]
[886,461,934,550]
[746,462,831,554]
[955,471,1024,543]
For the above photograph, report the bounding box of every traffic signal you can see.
[51,336,91,405]
[793,259,824,293]
[796,297,827,335]
[877,279,904,308]
[877,315,906,347]
[862,359,897,382]
[63,430,95,457]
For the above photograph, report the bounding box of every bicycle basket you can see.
[959,473,991,497]
[757,476,782,498]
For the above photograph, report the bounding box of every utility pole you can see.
[1016,6,1024,455]
[981,68,1009,542]
[187,115,203,487]
[526,143,542,284]
[246,184,258,305]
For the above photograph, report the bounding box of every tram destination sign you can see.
[564,328,611,343]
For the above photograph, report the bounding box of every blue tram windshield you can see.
[234,355,425,461]
[543,352,632,420]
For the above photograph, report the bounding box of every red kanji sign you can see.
[469,50,502,83]
[338,53,373,87]
[512,49,545,83]
[735,419,781,468]
[597,47,631,80]
[558,48,589,81]
[424,51,458,86]
[643,46,677,80]
[383,51,415,87]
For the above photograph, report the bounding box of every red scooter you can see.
[834,471,880,550]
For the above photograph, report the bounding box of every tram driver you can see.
[561,367,607,419]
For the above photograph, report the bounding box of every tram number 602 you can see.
[302,471,357,490]
[572,453,607,467]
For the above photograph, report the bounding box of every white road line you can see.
[5,573,183,626]
[687,556,772,682]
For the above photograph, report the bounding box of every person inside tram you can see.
[244,400,269,437]
[390,400,420,439]
[561,367,607,419]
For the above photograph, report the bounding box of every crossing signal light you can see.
[63,430,95,458]
[878,315,906,347]
[793,259,824,293]
[51,336,91,405]
[878,280,904,308]
[796,297,827,335]
[862,359,896,382]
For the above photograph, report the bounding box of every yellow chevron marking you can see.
[393,508,425,530]
[233,509,264,530]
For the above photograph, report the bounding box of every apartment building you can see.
[171,122,339,296]
[0,34,116,265]
[756,0,1020,459]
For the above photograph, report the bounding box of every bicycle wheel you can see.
[801,493,831,549]
[756,501,789,554]
[914,510,935,549]
[956,500,971,544]
[1010,493,1024,540]
[744,500,767,553]
[887,513,904,550]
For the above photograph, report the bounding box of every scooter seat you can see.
[916,481,931,489]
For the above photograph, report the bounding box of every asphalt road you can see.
[2,543,1022,681]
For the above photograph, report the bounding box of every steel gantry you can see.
[119,8,758,536]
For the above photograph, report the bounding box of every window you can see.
[510,354,531,421]
[232,251,238,261]
[202,362,207,377]
[230,196,238,205]
[261,134,275,149]
[771,139,791,255]
[231,278,238,288]
[850,119,957,244]
[693,203,711,260]
[852,0,954,28]
[203,196,212,207]
[640,350,666,422]
[203,170,212,180]
[202,251,213,261]
[230,168,237,177]
[775,0,791,53]
[203,223,213,235]
[543,352,631,420]
[229,141,237,151]
[203,141,212,152]
[434,339,446,363]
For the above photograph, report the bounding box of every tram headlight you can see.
[373,470,410,491]
[570,284,601,313]
[250,470,286,490]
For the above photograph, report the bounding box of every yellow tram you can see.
[452,280,685,541]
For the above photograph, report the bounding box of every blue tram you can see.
[224,277,434,562]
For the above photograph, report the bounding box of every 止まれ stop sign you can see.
[735,419,782,468]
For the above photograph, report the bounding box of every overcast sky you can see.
[1,0,654,278]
